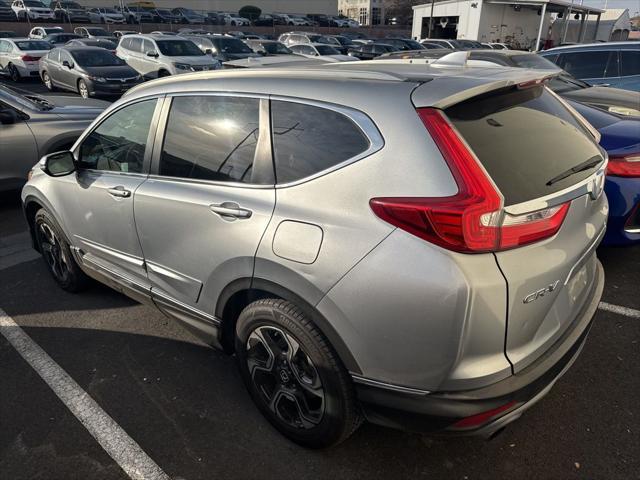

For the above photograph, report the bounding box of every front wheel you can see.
[77,79,89,99]
[42,70,54,90]
[235,299,362,448]
[34,209,89,292]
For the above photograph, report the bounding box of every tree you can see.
[239,5,261,22]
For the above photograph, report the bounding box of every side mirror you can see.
[205,48,212,55]
[42,151,76,177]
[62,60,73,69]
[259,50,267,56]
[146,50,158,57]
[0,108,18,125]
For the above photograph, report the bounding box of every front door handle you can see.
[107,186,131,198]
[209,202,252,219]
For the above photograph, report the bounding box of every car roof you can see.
[59,45,109,51]
[544,41,640,52]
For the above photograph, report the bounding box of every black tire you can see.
[42,70,55,91]
[34,209,89,292]
[8,63,20,82]
[157,69,170,78]
[235,299,362,448]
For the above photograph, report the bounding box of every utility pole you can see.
[427,0,435,38]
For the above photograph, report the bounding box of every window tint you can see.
[79,99,156,173]
[129,37,142,52]
[160,96,261,184]
[558,51,616,78]
[446,86,603,205]
[142,38,153,53]
[271,100,370,184]
[620,50,640,77]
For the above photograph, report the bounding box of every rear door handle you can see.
[209,202,252,219]
[107,186,131,198]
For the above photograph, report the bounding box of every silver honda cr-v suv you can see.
[22,63,607,448]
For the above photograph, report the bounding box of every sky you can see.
[578,0,640,15]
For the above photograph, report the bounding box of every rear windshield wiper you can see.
[546,156,602,186]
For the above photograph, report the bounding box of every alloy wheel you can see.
[246,325,325,430]
[43,72,52,90]
[78,80,89,99]
[38,222,70,282]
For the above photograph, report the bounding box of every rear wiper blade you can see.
[546,156,602,186]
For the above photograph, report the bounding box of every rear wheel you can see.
[158,69,170,78]
[8,64,20,82]
[235,299,362,448]
[34,209,89,292]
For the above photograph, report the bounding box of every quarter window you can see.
[271,100,370,184]
[620,51,640,77]
[79,99,157,173]
[159,96,262,184]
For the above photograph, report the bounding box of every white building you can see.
[412,0,603,51]
[549,8,631,44]
[338,0,385,26]
[75,0,338,15]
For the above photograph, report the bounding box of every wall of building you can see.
[75,0,337,15]
[338,0,385,25]
[476,3,552,49]
[412,0,481,40]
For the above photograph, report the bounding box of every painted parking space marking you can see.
[598,302,640,319]
[0,309,171,480]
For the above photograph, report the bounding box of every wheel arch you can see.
[215,277,362,374]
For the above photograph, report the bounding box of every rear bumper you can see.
[603,177,640,246]
[355,260,604,436]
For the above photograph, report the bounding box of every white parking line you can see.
[598,302,640,319]
[0,309,171,480]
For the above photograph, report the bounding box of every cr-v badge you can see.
[523,280,560,304]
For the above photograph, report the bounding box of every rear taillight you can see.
[607,153,640,177]
[21,55,40,62]
[369,108,570,253]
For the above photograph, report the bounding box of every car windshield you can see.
[548,74,590,93]
[72,49,125,67]
[43,28,63,34]
[403,39,424,50]
[24,1,46,7]
[334,37,353,46]
[0,84,52,110]
[510,54,561,70]
[309,35,332,44]
[15,40,51,50]
[156,39,204,56]
[86,28,111,37]
[567,100,620,129]
[323,37,340,46]
[263,42,291,54]
[213,37,253,53]
[315,45,339,55]
[51,34,78,41]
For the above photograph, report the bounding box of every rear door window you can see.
[445,86,603,205]
[620,50,640,77]
[129,36,143,53]
[271,100,370,184]
[557,51,616,78]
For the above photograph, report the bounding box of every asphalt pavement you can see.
[1,78,639,480]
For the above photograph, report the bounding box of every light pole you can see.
[427,0,435,38]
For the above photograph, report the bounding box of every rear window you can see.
[15,40,50,50]
[446,86,603,205]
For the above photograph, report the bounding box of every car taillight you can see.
[451,401,517,430]
[607,153,640,177]
[21,55,40,62]
[369,108,570,253]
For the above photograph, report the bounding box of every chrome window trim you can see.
[268,95,385,188]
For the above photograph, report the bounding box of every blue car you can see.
[569,100,640,245]
[541,42,640,92]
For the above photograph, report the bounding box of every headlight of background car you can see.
[608,106,640,117]
[87,75,106,83]
[173,63,191,71]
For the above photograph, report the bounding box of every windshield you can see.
[0,84,52,110]
[334,37,353,46]
[315,45,339,55]
[404,39,424,50]
[309,34,332,44]
[548,73,590,93]
[510,54,561,70]
[24,1,45,7]
[43,28,63,34]
[156,39,204,56]
[213,37,252,53]
[49,34,78,42]
[15,40,51,50]
[86,28,111,37]
[72,49,124,67]
[567,100,620,129]
[263,42,291,54]
[324,37,340,46]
